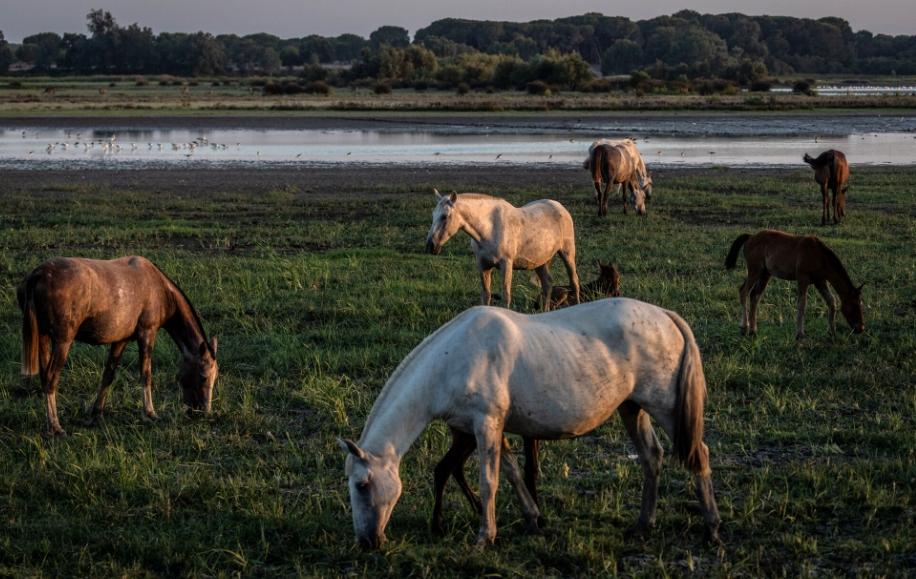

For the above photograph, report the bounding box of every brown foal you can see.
[804,149,850,225]
[725,230,865,340]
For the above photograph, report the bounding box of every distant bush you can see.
[749,80,772,92]
[694,78,737,95]
[526,80,550,95]
[7,81,23,89]
[456,82,470,95]
[304,80,331,95]
[134,77,148,87]
[413,79,429,91]
[793,79,815,95]
[373,82,392,94]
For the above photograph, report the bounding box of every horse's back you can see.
[438,300,687,438]
[23,256,167,342]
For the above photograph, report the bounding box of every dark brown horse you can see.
[431,261,623,533]
[804,150,849,225]
[725,230,864,340]
[18,256,219,435]
[548,260,621,309]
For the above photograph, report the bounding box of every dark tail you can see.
[666,311,710,474]
[803,153,817,167]
[724,233,751,270]
[17,277,40,378]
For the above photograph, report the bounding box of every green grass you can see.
[0,166,913,576]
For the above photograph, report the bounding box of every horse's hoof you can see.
[142,412,160,422]
[47,427,67,437]
[795,333,805,341]
[624,523,653,540]
[706,526,724,547]
[475,534,495,548]
[431,521,445,536]
[739,326,749,336]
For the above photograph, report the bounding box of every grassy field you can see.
[3,76,916,114]
[0,165,913,576]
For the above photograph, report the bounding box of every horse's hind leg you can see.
[820,182,829,225]
[473,417,505,546]
[748,270,771,335]
[44,338,74,436]
[558,249,580,305]
[618,401,663,537]
[738,274,755,335]
[535,264,552,311]
[90,340,129,422]
[498,259,514,310]
[432,429,479,534]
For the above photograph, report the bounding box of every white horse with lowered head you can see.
[340,298,721,548]
[425,190,580,310]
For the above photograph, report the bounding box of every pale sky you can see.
[2,0,913,42]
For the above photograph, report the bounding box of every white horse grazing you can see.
[340,298,721,548]
[425,190,580,311]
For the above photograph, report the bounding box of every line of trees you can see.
[2,10,915,89]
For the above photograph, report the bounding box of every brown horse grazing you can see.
[725,230,864,340]
[431,260,623,533]
[18,256,219,435]
[548,260,621,309]
[804,150,849,225]
[588,144,648,217]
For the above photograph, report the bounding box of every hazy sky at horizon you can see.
[2,0,913,42]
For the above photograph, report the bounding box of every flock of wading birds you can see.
[16,139,865,550]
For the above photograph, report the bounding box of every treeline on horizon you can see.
[1,9,915,95]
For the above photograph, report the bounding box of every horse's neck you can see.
[457,199,499,242]
[824,260,856,300]
[359,361,436,459]
[163,284,206,356]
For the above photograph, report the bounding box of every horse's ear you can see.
[433,188,441,200]
[448,192,457,203]
[198,342,208,357]
[209,336,218,357]
[338,438,368,461]
[594,258,602,268]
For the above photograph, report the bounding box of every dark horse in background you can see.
[19,256,219,435]
[804,149,849,225]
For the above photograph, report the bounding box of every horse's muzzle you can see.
[426,239,441,255]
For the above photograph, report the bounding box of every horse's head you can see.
[178,337,218,413]
[642,173,654,200]
[339,438,402,549]
[596,260,621,297]
[629,187,648,216]
[426,189,461,255]
[841,284,865,334]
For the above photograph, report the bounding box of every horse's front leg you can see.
[820,183,829,225]
[432,429,479,534]
[90,340,129,422]
[499,437,541,534]
[474,417,504,546]
[795,280,810,340]
[814,280,837,336]
[479,267,493,305]
[499,259,513,309]
[137,330,159,420]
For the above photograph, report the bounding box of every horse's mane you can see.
[457,193,499,201]
[152,263,213,356]
[820,242,855,292]
[361,313,459,435]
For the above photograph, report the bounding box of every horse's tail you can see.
[803,153,817,167]
[18,276,40,378]
[667,311,710,475]
[724,233,751,270]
